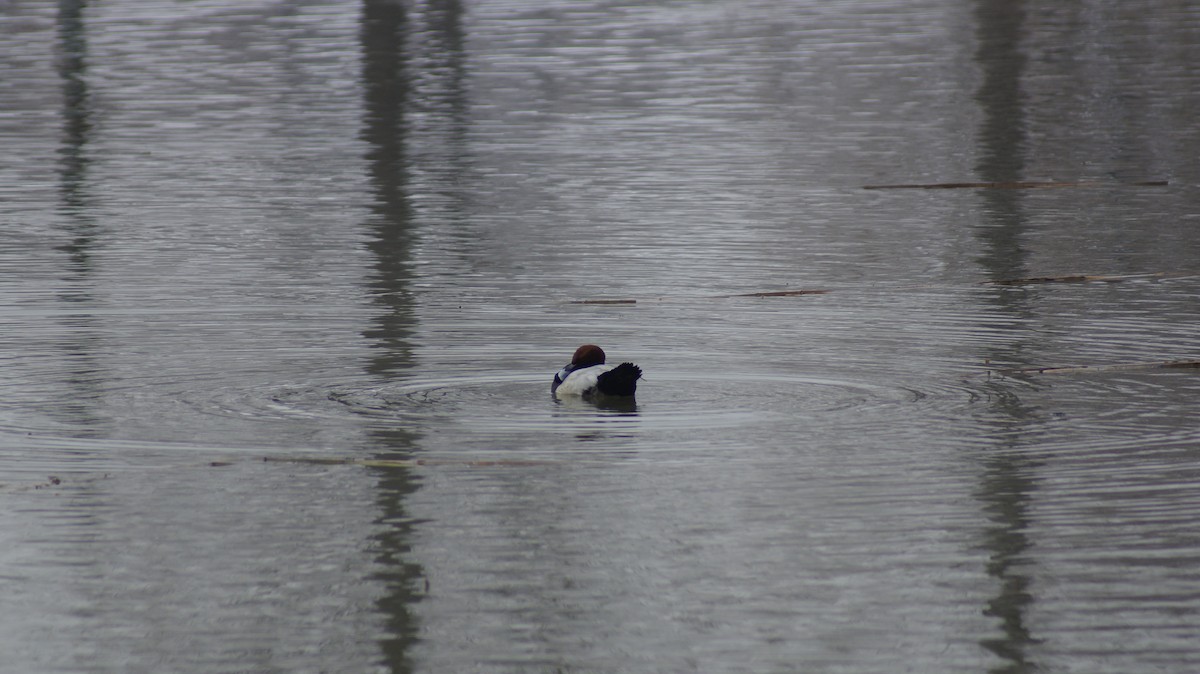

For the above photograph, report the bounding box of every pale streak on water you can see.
[2,0,1200,672]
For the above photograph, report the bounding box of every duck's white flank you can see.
[553,364,615,398]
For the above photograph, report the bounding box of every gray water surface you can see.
[4,1,1200,672]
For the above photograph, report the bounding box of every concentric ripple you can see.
[307,369,1020,454]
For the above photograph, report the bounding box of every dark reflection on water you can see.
[972,1,1038,672]
[360,0,432,670]
[52,0,109,436]
[361,0,418,380]
[370,445,425,674]
[55,0,95,233]
[966,4,1200,672]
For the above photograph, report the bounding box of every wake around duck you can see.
[551,344,642,398]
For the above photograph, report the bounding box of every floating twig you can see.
[570,288,830,304]
[720,289,831,298]
[999,360,1200,376]
[863,180,1168,190]
[983,273,1167,286]
[570,298,638,305]
[568,270,1191,304]
[262,455,558,468]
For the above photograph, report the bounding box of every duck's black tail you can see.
[595,362,642,397]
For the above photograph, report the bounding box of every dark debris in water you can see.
[983,272,1172,286]
[570,298,638,305]
[998,360,1200,376]
[863,179,1168,189]
[721,289,831,298]
[262,456,560,468]
[570,288,833,304]
[1,475,67,493]
[569,271,1191,304]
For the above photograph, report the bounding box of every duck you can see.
[551,344,642,398]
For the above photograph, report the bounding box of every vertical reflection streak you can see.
[359,1,468,670]
[972,1,1041,672]
[974,0,1028,282]
[360,3,422,671]
[362,0,418,380]
[57,0,94,237]
[55,0,109,433]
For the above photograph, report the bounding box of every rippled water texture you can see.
[4,1,1200,672]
